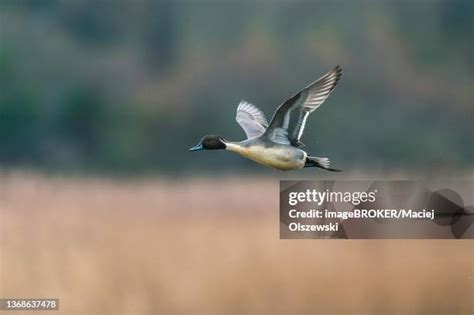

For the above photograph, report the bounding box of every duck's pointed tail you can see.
[305,156,342,172]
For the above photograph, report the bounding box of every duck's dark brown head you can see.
[189,135,226,151]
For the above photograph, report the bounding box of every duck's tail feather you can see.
[305,156,342,172]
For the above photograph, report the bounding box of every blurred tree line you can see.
[0,0,472,174]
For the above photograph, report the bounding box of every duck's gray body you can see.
[189,66,342,172]
[226,138,307,170]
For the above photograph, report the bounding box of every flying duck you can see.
[189,66,342,171]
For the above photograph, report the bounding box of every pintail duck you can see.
[189,66,342,171]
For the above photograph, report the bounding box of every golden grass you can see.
[0,172,472,315]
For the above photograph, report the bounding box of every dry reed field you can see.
[0,172,472,315]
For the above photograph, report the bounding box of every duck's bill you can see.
[188,143,203,152]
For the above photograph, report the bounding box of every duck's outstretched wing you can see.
[264,66,342,146]
[235,100,269,139]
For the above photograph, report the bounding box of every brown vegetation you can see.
[0,173,472,314]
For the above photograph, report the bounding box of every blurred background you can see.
[0,1,473,314]
[1,0,472,174]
